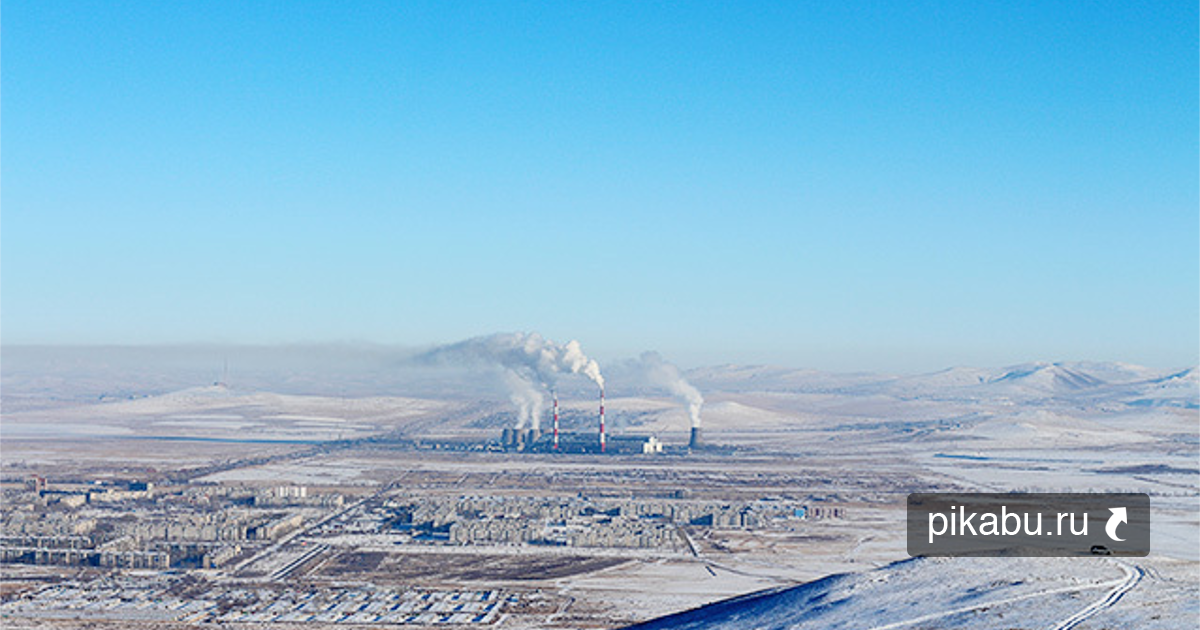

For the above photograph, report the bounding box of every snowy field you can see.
[624,556,1196,630]
[1,384,449,443]
[2,354,1196,628]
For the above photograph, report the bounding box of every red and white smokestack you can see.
[599,388,606,453]
[552,392,560,450]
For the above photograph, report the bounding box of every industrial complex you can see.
[497,390,705,455]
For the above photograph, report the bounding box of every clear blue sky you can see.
[3,1,1197,370]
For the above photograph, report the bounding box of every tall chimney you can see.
[599,388,606,453]
[552,393,560,450]
[689,426,703,450]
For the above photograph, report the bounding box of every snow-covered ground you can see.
[603,361,1198,629]
[2,354,1196,628]
[624,556,1196,630]
[1,384,448,442]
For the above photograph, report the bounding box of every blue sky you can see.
[3,1,1197,370]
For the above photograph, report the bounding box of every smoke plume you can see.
[418,332,605,429]
[498,368,543,430]
[636,351,704,428]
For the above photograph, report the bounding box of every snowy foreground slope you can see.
[624,556,1196,630]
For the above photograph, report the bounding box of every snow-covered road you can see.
[1050,560,1142,630]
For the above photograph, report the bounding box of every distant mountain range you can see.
[686,361,1198,409]
[3,346,1196,412]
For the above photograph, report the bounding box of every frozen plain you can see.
[1,349,1196,628]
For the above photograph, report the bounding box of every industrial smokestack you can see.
[552,392,560,450]
[689,426,703,450]
[599,388,606,453]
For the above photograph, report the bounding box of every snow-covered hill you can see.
[624,556,1185,629]
[687,361,1199,409]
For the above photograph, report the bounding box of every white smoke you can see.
[418,332,605,429]
[499,368,543,430]
[560,340,605,390]
[636,351,703,428]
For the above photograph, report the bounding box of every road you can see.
[867,559,1142,630]
[1050,560,1142,630]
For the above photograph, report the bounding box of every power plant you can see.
[497,389,707,455]
[424,333,710,456]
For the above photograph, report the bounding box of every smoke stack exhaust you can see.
[599,388,606,453]
[552,393,560,450]
[689,426,703,450]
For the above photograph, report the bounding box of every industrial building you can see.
[497,389,688,455]
[499,429,663,455]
